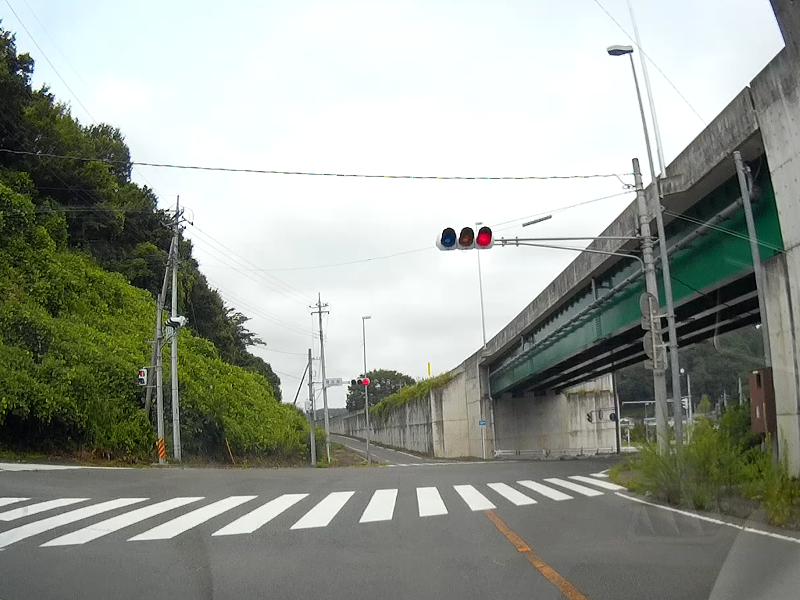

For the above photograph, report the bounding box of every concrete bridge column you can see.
[752,0,800,475]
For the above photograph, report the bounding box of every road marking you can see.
[517,480,573,501]
[544,478,604,497]
[214,494,308,536]
[487,483,537,506]
[485,510,588,600]
[359,489,398,523]
[291,492,355,529]
[41,497,204,546]
[416,487,448,517]
[129,496,256,540]
[615,493,800,545]
[0,498,29,508]
[0,498,146,549]
[569,475,625,491]
[454,485,496,511]
[0,498,88,521]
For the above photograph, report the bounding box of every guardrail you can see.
[494,447,617,459]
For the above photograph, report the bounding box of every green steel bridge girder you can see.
[489,167,783,396]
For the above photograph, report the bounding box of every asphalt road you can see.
[2,457,799,600]
[329,433,434,464]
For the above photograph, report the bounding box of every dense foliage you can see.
[371,373,455,417]
[0,25,305,460]
[346,369,416,412]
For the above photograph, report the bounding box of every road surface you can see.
[329,433,434,464]
[2,457,799,600]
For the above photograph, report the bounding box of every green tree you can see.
[346,369,415,412]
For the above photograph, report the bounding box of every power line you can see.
[258,348,308,356]
[0,148,631,181]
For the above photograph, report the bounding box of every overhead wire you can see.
[0,148,631,181]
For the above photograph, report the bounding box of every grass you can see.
[609,404,800,528]
[371,372,455,417]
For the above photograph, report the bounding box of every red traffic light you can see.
[362,377,370,386]
[476,226,493,248]
[350,378,370,386]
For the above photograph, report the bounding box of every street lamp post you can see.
[362,315,372,465]
[476,222,488,348]
[608,43,684,451]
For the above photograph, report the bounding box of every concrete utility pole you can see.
[362,316,372,465]
[734,151,771,367]
[170,196,182,462]
[307,348,316,467]
[145,236,176,416]
[312,294,331,462]
[476,221,488,348]
[634,158,670,453]
[155,292,166,465]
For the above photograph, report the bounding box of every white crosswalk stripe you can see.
[544,477,604,497]
[517,480,573,501]
[42,497,204,546]
[486,483,537,506]
[569,475,625,491]
[359,489,398,523]
[453,485,495,511]
[417,487,448,517]
[291,491,354,529]
[129,496,256,541]
[214,494,308,536]
[0,498,88,521]
[0,475,621,548]
[0,498,29,508]
[0,498,146,549]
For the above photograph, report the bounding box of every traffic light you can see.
[586,412,593,423]
[350,377,370,386]
[137,368,148,386]
[436,226,493,250]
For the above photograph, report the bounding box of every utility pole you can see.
[170,196,182,462]
[155,292,166,465]
[362,316,372,465]
[634,158,670,453]
[145,236,176,416]
[307,348,316,467]
[311,294,331,462]
[734,151,771,367]
[476,221,488,348]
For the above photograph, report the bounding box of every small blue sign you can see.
[478,419,487,426]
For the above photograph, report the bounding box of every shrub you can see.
[371,372,455,417]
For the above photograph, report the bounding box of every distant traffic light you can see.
[586,412,593,423]
[351,377,370,386]
[436,226,493,250]
[137,368,148,386]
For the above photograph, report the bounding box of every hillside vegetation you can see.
[0,25,310,461]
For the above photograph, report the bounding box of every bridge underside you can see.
[504,273,759,396]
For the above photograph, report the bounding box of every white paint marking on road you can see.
[0,498,146,549]
[129,496,256,540]
[517,480,573,501]
[486,483,537,506]
[290,491,355,530]
[214,494,308,536]
[615,493,800,545]
[454,485,496,511]
[416,487,448,517]
[0,498,88,521]
[359,489,398,523]
[569,475,626,491]
[41,497,204,546]
[396,450,420,459]
[544,478,604,497]
[591,473,610,478]
[0,498,29,508]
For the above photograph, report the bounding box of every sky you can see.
[2,0,785,409]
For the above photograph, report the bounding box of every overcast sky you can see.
[4,0,784,408]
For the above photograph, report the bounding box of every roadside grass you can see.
[610,403,800,528]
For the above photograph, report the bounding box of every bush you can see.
[371,372,455,417]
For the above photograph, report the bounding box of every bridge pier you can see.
[492,375,617,458]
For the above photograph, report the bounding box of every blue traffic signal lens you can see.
[441,228,456,248]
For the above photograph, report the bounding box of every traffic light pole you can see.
[144,235,176,417]
[362,318,371,465]
[170,196,182,462]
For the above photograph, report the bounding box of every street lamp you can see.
[362,315,372,465]
[608,43,685,450]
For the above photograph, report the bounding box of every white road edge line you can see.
[615,493,800,545]
[569,475,625,491]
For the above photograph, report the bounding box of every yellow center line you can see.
[485,510,588,600]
